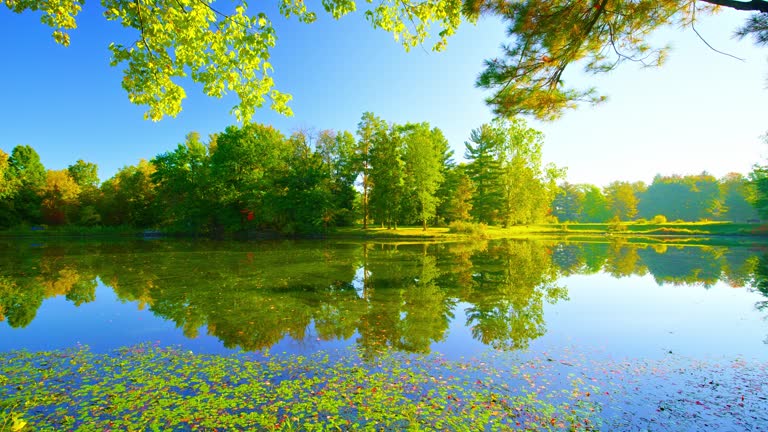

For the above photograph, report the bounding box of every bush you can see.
[608,216,627,232]
[448,221,489,238]
[652,215,667,224]
[634,218,648,224]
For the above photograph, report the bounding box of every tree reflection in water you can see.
[0,238,765,352]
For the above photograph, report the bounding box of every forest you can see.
[0,114,763,235]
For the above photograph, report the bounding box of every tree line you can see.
[0,115,562,234]
[1,116,763,233]
[552,173,759,223]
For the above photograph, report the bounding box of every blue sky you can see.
[1,5,766,187]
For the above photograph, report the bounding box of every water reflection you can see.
[0,239,766,352]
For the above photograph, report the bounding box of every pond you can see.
[2,238,767,430]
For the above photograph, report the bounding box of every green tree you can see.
[67,159,100,188]
[273,131,337,233]
[581,184,611,222]
[67,159,101,225]
[401,123,446,230]
[40,169,81,225]
[465,118,561,226]
[315,129,358,226]
[638,175,691,220]
[369,124,406,228]
[469,0,768,120]
[151,132,213,232]
[721,172,759,222]
[100,159,158,227]
[356,112,387,229]
[0,149,20,200]
[638,173,720,221]
[495,118,561,226]
[465,124,503,224]
[6,145,47,225]
[552,182,585,222]
[439,164,475,222]
[604,181,639,220]
[749,132,768,218]
[209,123,290,230]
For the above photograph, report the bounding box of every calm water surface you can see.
[1,238,767,363]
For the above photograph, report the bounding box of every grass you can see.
[331,221,767,241]
[3,221,765,241]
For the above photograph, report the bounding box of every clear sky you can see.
[1,5,766,187]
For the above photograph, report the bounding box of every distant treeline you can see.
[553,174,759,223]
[0,114,762,234]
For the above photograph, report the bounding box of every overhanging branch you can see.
[701,0,768,13]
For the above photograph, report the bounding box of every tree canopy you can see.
[5,0,765,121]
[3,0,463,122]
[470,0,768,120]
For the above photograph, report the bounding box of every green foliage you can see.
[439,164,475,223]
[470,0,767,120]
[720,173,759,222]
[552,182,585,222]
[4,0,464,121]
[315,130,358,227]
[0,149,20,200]
[402,123,447,230]
[209,123,290,230]
[447,220,488,237]
[465,118,562,226]
[0,343,599,431]
[581,184,611,223]
[2,145,47,226]
[66,159,99,188]
[604,181,640,220]
[652,214,667,224]
[99,159,158,227]
[368,123,405,229]
[465,123,503,224]
[151,132,215,233]
[607,216,627,232]
[749,164,768,220]
[356,112,387,229]
[275,133,337,233]
[40,169,81,225]
[638,174,722,221]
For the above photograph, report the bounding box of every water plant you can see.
[0,344,599,431]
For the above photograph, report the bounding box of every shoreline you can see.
[2,222,768,246]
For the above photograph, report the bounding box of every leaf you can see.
[11,417,27,432]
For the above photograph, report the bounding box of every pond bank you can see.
[2,221,767,242]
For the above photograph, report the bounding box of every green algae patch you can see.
[1,345,599,431]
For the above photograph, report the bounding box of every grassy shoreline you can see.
[2,221,767,243]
